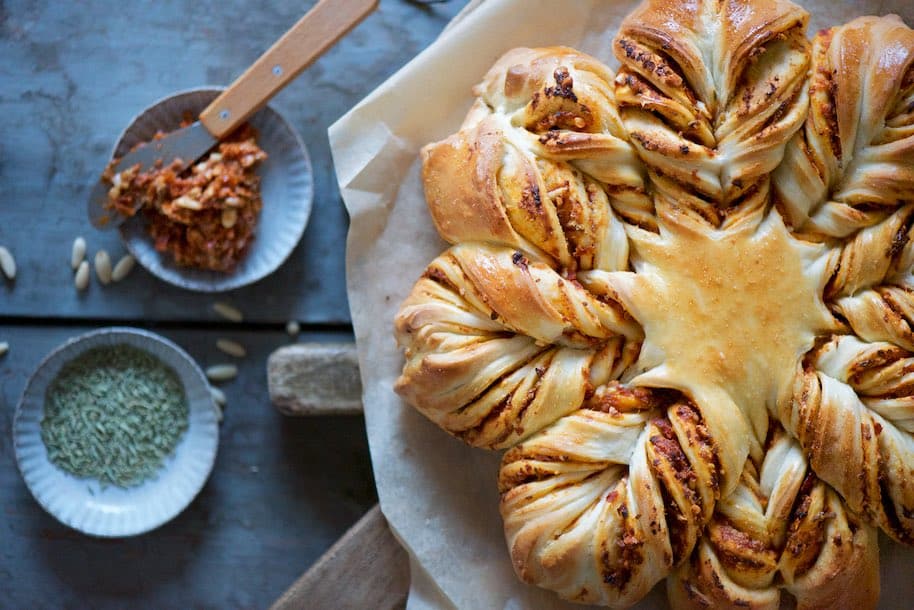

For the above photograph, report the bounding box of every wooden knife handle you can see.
[200,0,378,139]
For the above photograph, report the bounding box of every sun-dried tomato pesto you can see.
[104,124,267,272]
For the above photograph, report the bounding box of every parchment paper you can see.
[328,1,914,608]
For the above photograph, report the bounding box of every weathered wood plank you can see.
[0,0,467,324]
[270,504,409,610]
[0,324,375,610]
[268,343,363,415]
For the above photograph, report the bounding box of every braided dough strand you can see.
[613,0,810,226]
[774,16,914,238]
[422,47,654,256]
[825,206,914,350]
[781,335,914,544]
[668,427,879,610]
[394,244,642,448]
[499,387,720,607]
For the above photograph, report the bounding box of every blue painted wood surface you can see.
[0,325,375,609]
[0,0,469,607]
[0,0,466,324]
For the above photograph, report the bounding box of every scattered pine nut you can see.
[0,342,8,357]
[206,364,238,382]
[216,339,247,358]
[212,302,243,322]
[71,237,87,270]
[75,261,90,291]
[0,246,16,280]
[94,250,112,284]
[286,320,300,336]
[111,254,135,282]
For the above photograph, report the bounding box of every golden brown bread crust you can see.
[393,6,914,610]
[613,0,810,226]
[421,120,526,252]
[394,244,642,448]
[421,46,652,263]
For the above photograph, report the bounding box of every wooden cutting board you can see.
[269,504,409,610]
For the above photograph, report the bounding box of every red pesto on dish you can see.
[103,124,268,272]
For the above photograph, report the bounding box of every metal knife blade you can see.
[87,121,216,229]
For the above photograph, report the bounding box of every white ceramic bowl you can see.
[115,88,313,292]
[13,327,219,537]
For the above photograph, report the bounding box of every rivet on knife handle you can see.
[199,0,379,139]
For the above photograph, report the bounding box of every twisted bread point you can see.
[775,16,914,238]
[422,47,654,251]
[499,386,720,607]
[782,335,914,544]
[394,244,642,448]
[827,206,914,350]
[613,0,810,227]
[668,427,879,610]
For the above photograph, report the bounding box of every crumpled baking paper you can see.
[329,1,914,607]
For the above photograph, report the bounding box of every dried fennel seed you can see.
[41,344,189,488]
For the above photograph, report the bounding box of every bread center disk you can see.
[610,210,838,440]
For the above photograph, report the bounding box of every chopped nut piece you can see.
[221,208,238,229]
[286,320,300,336]
[210,386,227,406]
[173,195,203,211]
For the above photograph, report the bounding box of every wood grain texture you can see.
[268,342,362,415]
[270,504,409,610]
[0,0,469,324]
[0,0,471,608]
[0,325,375,610]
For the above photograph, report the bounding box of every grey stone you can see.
[268,343,362,415]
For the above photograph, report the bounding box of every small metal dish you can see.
[113,87,313,292]
[13,327,219,537]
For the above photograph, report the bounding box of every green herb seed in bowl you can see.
[41,344,189,488]
[14,327,218,537]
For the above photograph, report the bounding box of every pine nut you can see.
[111,254,135,282]
[94,250,112,284]
[212,302,243,322]
[71,237,86,269]
[75,261,90,291]
[216,339,246,358]
[0,246,16,280]
[206,364,238,382]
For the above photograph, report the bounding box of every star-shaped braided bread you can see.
[394,2,914,607]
